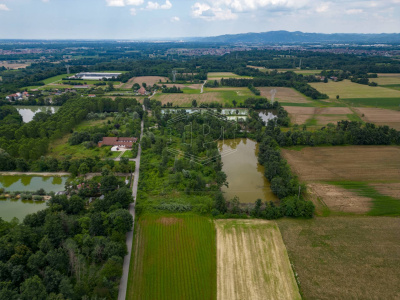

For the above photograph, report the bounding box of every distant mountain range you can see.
[193,30,400,44]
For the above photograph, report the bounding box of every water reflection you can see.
[15,106,60,123]
[218,138,278,204]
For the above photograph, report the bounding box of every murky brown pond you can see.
[218,138,278,204]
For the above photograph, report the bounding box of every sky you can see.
[0,0,399,39]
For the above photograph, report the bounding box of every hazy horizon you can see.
[0,0,399,39]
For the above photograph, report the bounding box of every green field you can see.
[330,181,400,216]
[127,213,216,300]
[42,73,75,84]
[341,97,400,109]
[310,80,400,99]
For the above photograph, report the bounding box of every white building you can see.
[71,72,121,81]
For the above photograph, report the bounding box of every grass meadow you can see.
[127,213,216,300]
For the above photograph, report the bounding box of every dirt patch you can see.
[284,107,315,124]
[130,76,169,86]
[156,217,183,225]
[216,219,301,300]
[282,146,400,182]
[156,92,221,106]
[278,217,400,300]
[259,87,310,103]
[354,107,400,130]
[308,183,371,213]
[372,183,400,199]
[0,61,31,69]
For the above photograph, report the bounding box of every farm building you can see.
[71,72,121,80]
[137,87,148,95]
[98,137,138,148]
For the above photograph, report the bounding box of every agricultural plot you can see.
[282,146,400,215]
[278,217,400,300]
[354,107,400,130]
[310,80,400,99]
[342,97,400,109]
[284,106,354,126]
[216,220,301,300]
[0,61,31,69]
[127,214,216,300]
[374,73,400,85]
[207,72,252,80]
[130,76,169,86]
[258,87,311,104]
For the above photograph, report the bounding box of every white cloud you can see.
[106,0,144,6]
[130,8,137,15]
[316,3,330,13]
[106,0,125,6]
[346,8,363,14]
[146,0,172,10]
[0,4,9,11]
[42,0,50,2]
[171,16,180,22]
[126,0,144,5]
[192,2,237,20]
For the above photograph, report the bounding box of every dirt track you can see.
[216,219,300,300]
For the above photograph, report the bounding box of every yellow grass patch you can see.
[259,87,311,103]
[310,79,400,99]
[216,219,301,300]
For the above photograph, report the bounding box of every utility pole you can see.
[172,70,177,83]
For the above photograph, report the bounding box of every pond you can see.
[15,106,60,123]
[218,138,278,204]
[0,175,68,222]
[0,175,67,192]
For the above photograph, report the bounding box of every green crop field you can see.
[127,213,216,300]
[207,72,252,80]
[341,97,400,109]
[310,80,400,99]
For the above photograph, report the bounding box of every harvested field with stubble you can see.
[130,76,169,86]
[0,61,31,69]
[284,106,353,125]
[354,107,400,130]
[215,219,301,300]
[282,146,400,182]
[278,217,400,300]
[308,182,371,213]
[259,87,311,103]
[127,214,216,300]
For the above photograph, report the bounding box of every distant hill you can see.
[194,30,400,44]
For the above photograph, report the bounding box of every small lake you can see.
[0,175,67,192]
[218,138,278,204]
[15,106,60,123]
[0,175,67,222]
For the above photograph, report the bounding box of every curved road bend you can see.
[118,106,144,300]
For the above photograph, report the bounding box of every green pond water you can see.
[0,176,68,221]
[15,106,60,123]
[218,138,278,204]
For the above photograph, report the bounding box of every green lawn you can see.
[127,213,216,300]
[42,74,75,84]
[330,181,400,216]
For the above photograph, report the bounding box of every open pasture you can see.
[354,107,400,130]
[373,74,400,85]
[127,214,216,300]
[258,87,311,104]
[155,92,221,106]
[282,146,400,182]
[278,217,400,300]
[310,80,400,99]
[216,219,301,300]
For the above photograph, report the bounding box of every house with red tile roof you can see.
[98,137,138,148]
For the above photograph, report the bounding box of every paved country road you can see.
[118,106,144,300]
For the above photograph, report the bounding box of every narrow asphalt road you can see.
[118,106,144,300]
